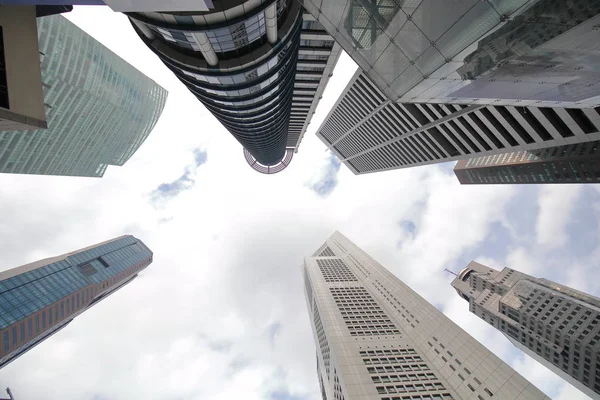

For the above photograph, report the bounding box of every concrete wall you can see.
[0,5,46,130]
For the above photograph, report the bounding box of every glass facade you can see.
[0,235,153,369]
[300,0,600,108]
[454,141,600,184]
[128,0,306,167]
[0,15,167,177]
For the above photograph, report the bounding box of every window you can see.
[3,331,8,352]
[27,319,32,337]
[35,314,39,334]
[12,327,16,346]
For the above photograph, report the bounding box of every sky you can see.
[1,6,600,400]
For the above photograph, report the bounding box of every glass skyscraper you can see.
[0,235,153,369]
[127,1,341,173]
[300,0,600,108]
[0,15,167,177]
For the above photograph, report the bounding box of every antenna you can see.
[444,268,458,277]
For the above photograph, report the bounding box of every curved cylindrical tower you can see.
[127,0,302,168]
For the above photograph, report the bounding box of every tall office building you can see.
[452,261,600,399]
[300,0,600,108]
[0,235,152,370]
[303,231,550,400]
[454,141,600,184]
[0,15,167,177]
[317,70,600,175]
[127,1,340,173]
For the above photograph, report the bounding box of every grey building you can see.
[299,0,600,108]
[454,141,600,184]
[0,15,167,177]
[452,261,600,399]
[317,70,600,175]
[0,235,153,370]
[0,5,72,132]
[303,231,551,400]
[128,1,340,174]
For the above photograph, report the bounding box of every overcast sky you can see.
[1,6,599,400]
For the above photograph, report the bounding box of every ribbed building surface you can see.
[452,261,600,399]
[0,235,153,370]
[0,15,167,177]
[128,1,340,173]
[454,141,600,184]
[318,70,600,175]
[303,231,550,400]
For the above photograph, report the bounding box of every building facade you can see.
[127,1,340,174]
[317,70,600,175]
[303,231,550,400]
[300,0,600,108]
[452,261,600,399]
[454,141,600,184]
[0,5,54,132]
[0,235,152,370]
[0,15,167,177]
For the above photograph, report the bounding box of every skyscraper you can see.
[451,261,600,399]
[0,15,167,177]
[303,231,550,400]
[299,0,600,108]
[454,141,600,184]
[0,235,152,370]
[317,70,600,175]
[127,1,340,173]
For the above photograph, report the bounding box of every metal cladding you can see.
[127,0,303,167]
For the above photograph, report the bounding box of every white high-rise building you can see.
[302,231,550,400]
[452,261,600,399]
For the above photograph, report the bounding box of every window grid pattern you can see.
[317,259,357,282]
[318,72,600,175]
[314,302,331,378]
[0,236,151,368]
[0,236,151,329]
[0,16,167,177]
[331,287,400,336]
[452,262,600,397]
[360,349,451,398]
[318,246,336,257]
[455,141,600,184]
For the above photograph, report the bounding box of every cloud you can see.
[150,147,207,202]
[307,151,341,197]
[194,148,208,167]
[536,185,582,248]
[1,7,599,400]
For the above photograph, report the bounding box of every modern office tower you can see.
[452,261,600,399]
[299,0,600,108]
[303,231,550,400]
[0,15,167,177]
[0,235,152,370]
[317,70,600,175]
[0,5,72,131]
[127,2,340,173]
[454,141,600,184]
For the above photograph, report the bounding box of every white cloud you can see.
[536,185,582,248]
[0,6,598,400]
